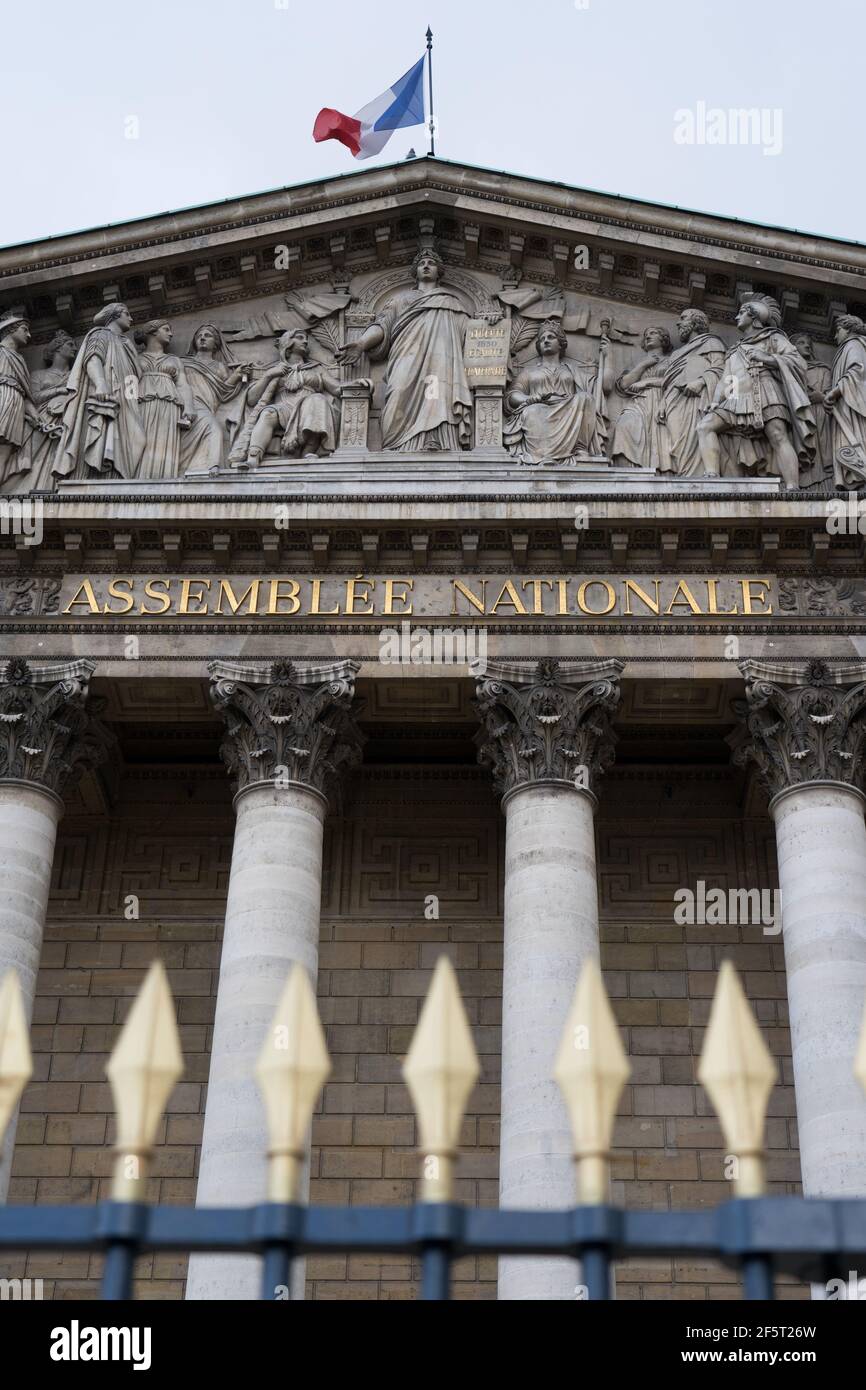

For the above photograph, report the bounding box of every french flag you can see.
[313,56,427,160]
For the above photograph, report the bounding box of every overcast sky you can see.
[2,0,861,247]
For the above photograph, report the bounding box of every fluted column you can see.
[475,658,622,1301]
[187,660,363,1301]
[0,658,112,1199]
[731,659,866,1197]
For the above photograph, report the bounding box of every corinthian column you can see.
[0,657,113,1199]
[730,659,866,1197]
[187,660,363,1301]
[474,658,622,1301]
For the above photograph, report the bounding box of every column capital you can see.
[729,658,866,801]
[208,659,365,804]
[0,657,115,800]
[473,658,623,801]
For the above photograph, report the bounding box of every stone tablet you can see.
[463,317,509,387]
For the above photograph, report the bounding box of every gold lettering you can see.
[706,579,738,616]
[63,579,100,615]
[310,578,340,616]
[345,574,376,616]
[103,577,135,615]
[665,580,703,616]
[179,578,212,615]
[521,579,555,615]
[451,579,487,616]
[383,579,414,616]
[577,580,616,616]
[139,578,171,615]
[216,579,261,615]
[267,579,301,616]
[623,579,660,617]
[740,579,773,616]
[556,579,568,615]
[490,581,527,615]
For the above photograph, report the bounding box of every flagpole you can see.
[426,26,436,156]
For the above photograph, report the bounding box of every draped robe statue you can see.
[656,310,726,476]
[338,248,474,452]
[181,324,253,473]
[610,326,672,471]
[0,317,39,489]
[55,303,146,481]
[504,320,612,465]
[825,315,866,489]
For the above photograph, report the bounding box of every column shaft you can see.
[499,782,600,1301]
[0,780,63,1199]
[771,782,866,1195]
[185,781,326,1300]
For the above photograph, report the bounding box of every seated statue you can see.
[504,320,613,465]
[610,326,672,470]
[230,329,366,468]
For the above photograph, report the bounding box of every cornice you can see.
[2,161,863,281]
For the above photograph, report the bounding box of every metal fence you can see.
[1,956,865,1301]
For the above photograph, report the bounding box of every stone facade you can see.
[1,157,866,1300]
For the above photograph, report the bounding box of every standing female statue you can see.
[181,324,252,473]
[56,303,145,481]
[133,320,195,480]
[610,326,672,471]
[504,320,613,465]
[825,315,866,488]
[337,246,475,452]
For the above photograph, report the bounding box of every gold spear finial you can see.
[0,970,32,1150]
[698,960,777,1198]
[255,963,331,1204]
[554,957,631,1204]
[403,956,479,1203]
[105,959,183,1202]
[854,990,866,1099]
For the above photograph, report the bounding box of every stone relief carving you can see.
[698,294,817,489]
[474,657,622,797]
[0,656,115,796]
[610,326,673,471]
[337,245,489,452]
[228,328,367,467]
[826,314,866,489]
[503,319,613,464]
[0,317,40,490]
[729,658,866,799]
[180,324,253,474]
[791,331,832,485]
[55,303,146,482]
[208,658,365,801]
[655,309,726,476]
[0,247,857,490]
[133,320,195,481]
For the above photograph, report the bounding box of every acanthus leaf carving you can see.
[729,658,866,799]
[0,657,115,796]
[208,658,364,801]
[474,657,623,799]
